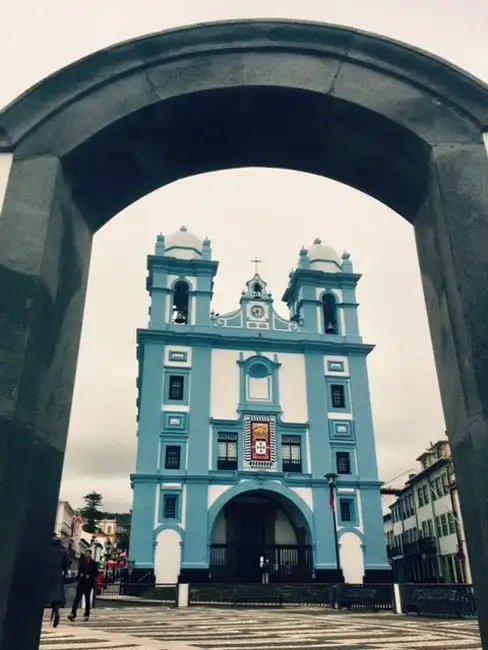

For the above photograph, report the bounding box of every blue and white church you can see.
[129,226,390,585]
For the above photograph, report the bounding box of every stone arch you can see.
[237,354,281,407]
[153,522,185,540]
[171,279,191,324]
[241,354,277,377]
[338,530,365,585]
[207,480,315,544]
[154,527,183,584]
[319,290,341,335]
[1,18,488,647]
[338,526,365,544]
[169,276,195,292]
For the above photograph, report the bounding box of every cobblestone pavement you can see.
[40,606,482,649]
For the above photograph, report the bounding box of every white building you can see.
[54,501,75,546]
[385,439,471,583]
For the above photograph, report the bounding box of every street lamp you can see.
[104,540,113,580]
[325,472,342,579]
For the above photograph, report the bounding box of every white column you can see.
[393,583,402,614]
[178,583,189,607]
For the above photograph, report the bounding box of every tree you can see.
[108,510,132,552]
[80,492,104,533]
[117,531,130,552]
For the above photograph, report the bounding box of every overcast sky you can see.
[1,1,487,512]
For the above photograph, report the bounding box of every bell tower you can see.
[282,238,361,341]
[146,225,219,328]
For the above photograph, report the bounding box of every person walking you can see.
[68,549,99,622]
[46,535,68,627]
[261,557,271,585]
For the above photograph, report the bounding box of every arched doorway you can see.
[210,490,312,582]
[1,18,488,649]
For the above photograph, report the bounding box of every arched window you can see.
[322,293,338,334]
[172,281,189,324]
[248,362,269,379]
[252,281,263,299]
[246,361,272,402]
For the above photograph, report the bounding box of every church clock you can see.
[250,304,265,319]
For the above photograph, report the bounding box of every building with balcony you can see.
[129,227,390,585]
[384,439,472,583]
[54,501,92,569]
[54,501,76,545]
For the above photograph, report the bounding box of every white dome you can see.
[305,238,341,272]
[164,225,203,260]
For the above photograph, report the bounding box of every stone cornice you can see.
[130,471,383,489]
[136,326,374,355]
[283,268,362,303]
[147,255,219,278]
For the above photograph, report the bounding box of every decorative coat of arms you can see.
[244,414,276,469]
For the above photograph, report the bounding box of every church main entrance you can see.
[209,490,313,583]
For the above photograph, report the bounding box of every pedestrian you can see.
[261,557,270,585]
[68,549,99,622]
[284,563,292,583]
[46,535,67,628]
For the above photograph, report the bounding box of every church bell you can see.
[174,309,187,324]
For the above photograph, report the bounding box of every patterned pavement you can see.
[40,606,482,650]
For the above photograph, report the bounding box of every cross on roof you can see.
[251,257,262,274]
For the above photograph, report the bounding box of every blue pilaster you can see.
[136,343,163,474]
[148,258,168,327]
[348,354,379,480]
[300,284,320,333]
[348,352,389,576]
[360,487,391,570]
[312,485,339,569]
[187,345,212,475]
[195,273,213,326]
[304,352,330,477]
[129,480,157,567]
[181,344,212,572]
[342,285,360,339]
[149,288,167,326]
[180,482,209,570]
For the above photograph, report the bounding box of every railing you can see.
[95,582,177,606]
[94,580,476,616]
[387,544,403,558]
[400,583,477,618]
[189,582,334,607]
[210,544,313,582]
[336,583,395,611]
[404,537,437,556]
[387,537,437,558]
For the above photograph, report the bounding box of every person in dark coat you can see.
[68,549,99,622]
[46,536,68,627]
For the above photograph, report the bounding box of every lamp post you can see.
[325,472,342,579]
[104,539,113,581]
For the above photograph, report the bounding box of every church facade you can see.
[129,226,390,584]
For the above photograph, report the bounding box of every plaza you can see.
[40,606,481,650]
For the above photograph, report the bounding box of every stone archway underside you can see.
[1,19,488,650]
[210,489,313,582]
